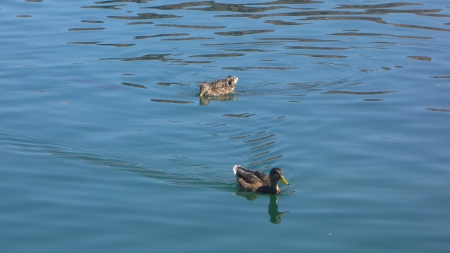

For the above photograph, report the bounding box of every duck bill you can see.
[279,176,289,185]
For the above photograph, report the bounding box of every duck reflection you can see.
[199,93,237,106]
[234,192,289,224]
[268,195,288,224]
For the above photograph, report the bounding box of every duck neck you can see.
[270,178,280,193]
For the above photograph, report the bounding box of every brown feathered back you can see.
[199,76,238,96]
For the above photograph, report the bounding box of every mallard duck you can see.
[233,165,289,194]
[199,76,238,96]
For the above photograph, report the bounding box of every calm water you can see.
[1,0,450,252]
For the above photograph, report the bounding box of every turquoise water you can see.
[1,0,450,252]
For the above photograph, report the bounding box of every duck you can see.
[233,165,289,194]
[199,76,238,96]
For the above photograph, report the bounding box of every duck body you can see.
[199,76,238,96]
[233,165,289,194]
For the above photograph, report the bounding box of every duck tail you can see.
[199,83,209,96]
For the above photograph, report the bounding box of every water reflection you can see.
[248,155,283,166]
[151,99,194,104]
[97,0,150,3]
[426,108,450,113]
[0,130,234,192]
[267,19,308,25]
[3,129,291,225]
[227,129,282,170]
[407,56,432,61]
[121,82,148,89]
[335,2,421,9]
[199,94,238,106]
[329,32,433,40]
[157,82,188,87]
[61,0,446,84]
[81,4,123,10]
[155,24,226,29]
[134,33,189,40]
[234,193,289,224]
[6,0,450,247]
[429,76,450,79]
[190,53,244,58]
[223,66,297,71]
[68,28,105,31]
[147,2,288,12]
[81,20,104,24]
[145,1,214,10]
[322,90,392,95]
[101,53,172,61]
[268,195,289,224]
[216,7,443,19]
[294,54,347,58]
[222,112,254,118]
[96,43,135,47]
[107,13,181,20]
[163,37,214,41]
[215,30,275,36]
[303,16,386,24]
[127,21,154,25]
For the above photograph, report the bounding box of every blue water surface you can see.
[1,0,450,252]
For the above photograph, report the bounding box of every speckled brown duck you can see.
[199,76,238,96]
[233,165,289,194]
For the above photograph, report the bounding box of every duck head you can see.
[269,168,289,185]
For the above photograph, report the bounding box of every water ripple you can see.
[265,20,307,25]
[81,4,123,9]
[222,113,255,118]
[134,33,189,40]
[155,24,226,29]
[107,13,182,20]
[323,90,392,95]
[101,54,172,61]
[248,155,283,166]
[126,21,154,25]
[96,43,135,47]
[215,30,275,36]
[147,2,289,12]
[223,66,298,71]
[150,99,194,104]
[336,2,421,9]
[4,0,450,250]
[68,27,105,31]
[407,56,432,61]
[121,82,147,89]
[244,134,276,143]
[144,1,213,10]
[190,53,245,58]
[426,108,450,113]
[250,141,276,150]
[215,8,442,19]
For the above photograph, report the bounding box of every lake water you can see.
[1,0,450,252]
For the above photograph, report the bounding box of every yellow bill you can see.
[279,176,289,185]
